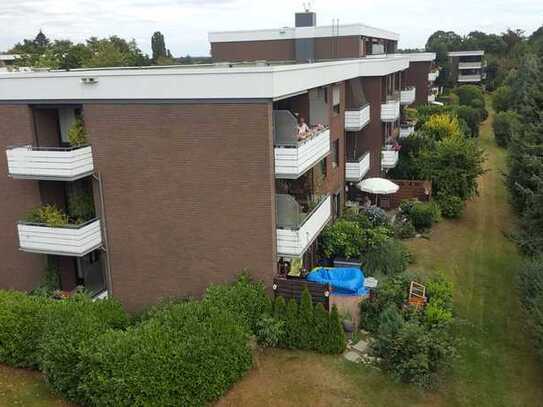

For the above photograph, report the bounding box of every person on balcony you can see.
[297,116,310,141]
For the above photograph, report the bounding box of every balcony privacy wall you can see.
[0,105,44,290]
[84,102,277,311]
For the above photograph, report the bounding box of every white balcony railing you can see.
[345,152,370,182]
[276,195,331,257]
[6,145,94,181]
[400,124,415,138]
[459,62,482,69]
[428,71,439,82]
[345,104,370,131]
[382,150,399,169]
[381,99,400,122]
[274,128,331,179]
[458,74,482,83]
[400,87,416,105]
[17,218,103,257]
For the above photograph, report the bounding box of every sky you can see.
[1,0,542,56]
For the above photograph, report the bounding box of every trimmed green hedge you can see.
[39,295,128,403]
[203,273,271,334]
[78,301,252,407]
[0,291,52,368]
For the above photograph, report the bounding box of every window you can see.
[332,139,339,168]
[320,157,327,178]
[332,85,341,114]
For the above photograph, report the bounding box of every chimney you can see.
[295,11,316,27]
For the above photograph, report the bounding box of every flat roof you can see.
[448,50,484,57]
[0,56,410,102]
[209,23,400,43]
[381,52,436,62]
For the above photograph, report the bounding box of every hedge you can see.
[78,301,252,407]
[0,291,52,368]
[39,295,129,403]
[203,274,271,334]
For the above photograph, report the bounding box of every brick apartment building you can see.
[0,11,435,311]
[448,50,485,85]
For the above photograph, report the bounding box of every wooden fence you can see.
[273,277,330,310]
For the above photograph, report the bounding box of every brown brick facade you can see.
[404,61,431,106]
[0,105,45,290]
[83,103,277,311]
[211,40,296,62]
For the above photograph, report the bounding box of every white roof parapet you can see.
[393,52,436,62]
[0,56,409,102]
[448,50,484,57]
[209,23,400,43]
[0,54,20,61]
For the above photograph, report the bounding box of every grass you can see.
[218,106,543,406]
[1,106,542,406]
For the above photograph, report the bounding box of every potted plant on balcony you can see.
[67,118,88,146]
[24,205,68,227]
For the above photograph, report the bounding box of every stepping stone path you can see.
[343,333,381,367]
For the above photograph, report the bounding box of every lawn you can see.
[1,107,542,406]
[218,106,543,406]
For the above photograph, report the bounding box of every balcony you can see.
[458,74,482,83]
[345,103,370,132]
[345,152,370,182]
[400,123,415,138]
[17,218,103,257]
[428,71,439,82]
[276,194,331,257]
[459,62,482,69]
[381,96,400,122]
[400,87,416,105]
[273,110,331,179]
[428,93,436,103]
[382,147,399,169]
[6,145,94,181]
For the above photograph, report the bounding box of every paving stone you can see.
[343,351,362,363]
[353,340,370,353]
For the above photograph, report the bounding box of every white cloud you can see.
[1,0,541,56]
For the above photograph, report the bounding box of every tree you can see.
[34,30,50,49]
[422,113,462,140]
[492,85,512,113]
[151,31,167,62]
[493,111,521,147]
[298,288,315,350]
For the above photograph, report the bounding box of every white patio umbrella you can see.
[357,178,399,195]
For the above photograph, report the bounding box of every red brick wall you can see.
[83,103,277,311]
[359,77,384,177]
[0,105,45,290]
[314,36,362,60]
[211,40,296,62]
[404,61,431,106]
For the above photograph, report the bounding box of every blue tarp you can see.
[306,267,368,296]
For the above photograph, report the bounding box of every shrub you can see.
[453,85,485,108]
[23,205,69,226]
[325,305,347,354]
[437,194,464,219]
[394,219,416,239]
[364,206,389,227]
[79,301,252,407]
[29,264,61,297]
[401,200,440,231]
[67,119,88,146]
[255,315,285,348]
[39,295,128,402]
[284,298,300,349]
[518,258,543,361]
[454,105,482,137]
[493,111,521,148]
[320,219,365,259]
[492,85,512,113]
[361,239,411,277]
[203,274,270,334]
[0,291,53,368]
[298,288,315,350]
[422,113,462,140]
[67,191,95,223]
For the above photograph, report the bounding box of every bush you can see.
[67,119,88,146]
[325,305,347,354]
[298,288,316,350]
[23,205,68,226]
[203,274,270,335]
[453,85,485,108]
[79,301,252,407]
[492,85,512,113]
[454,105,482,137]
[436,194,464,218]
[0,291,53,368]
[519,258,543,361]
[364,206,389,227]
[361,239,411,277]
[255,315,285,348]
[400,200,440,231]
[394,219,416,239]
[493,111,521,148]
[39,295,128,402]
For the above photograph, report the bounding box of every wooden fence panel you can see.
[273,277,330,310]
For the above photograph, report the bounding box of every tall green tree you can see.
[151,31,167,62]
